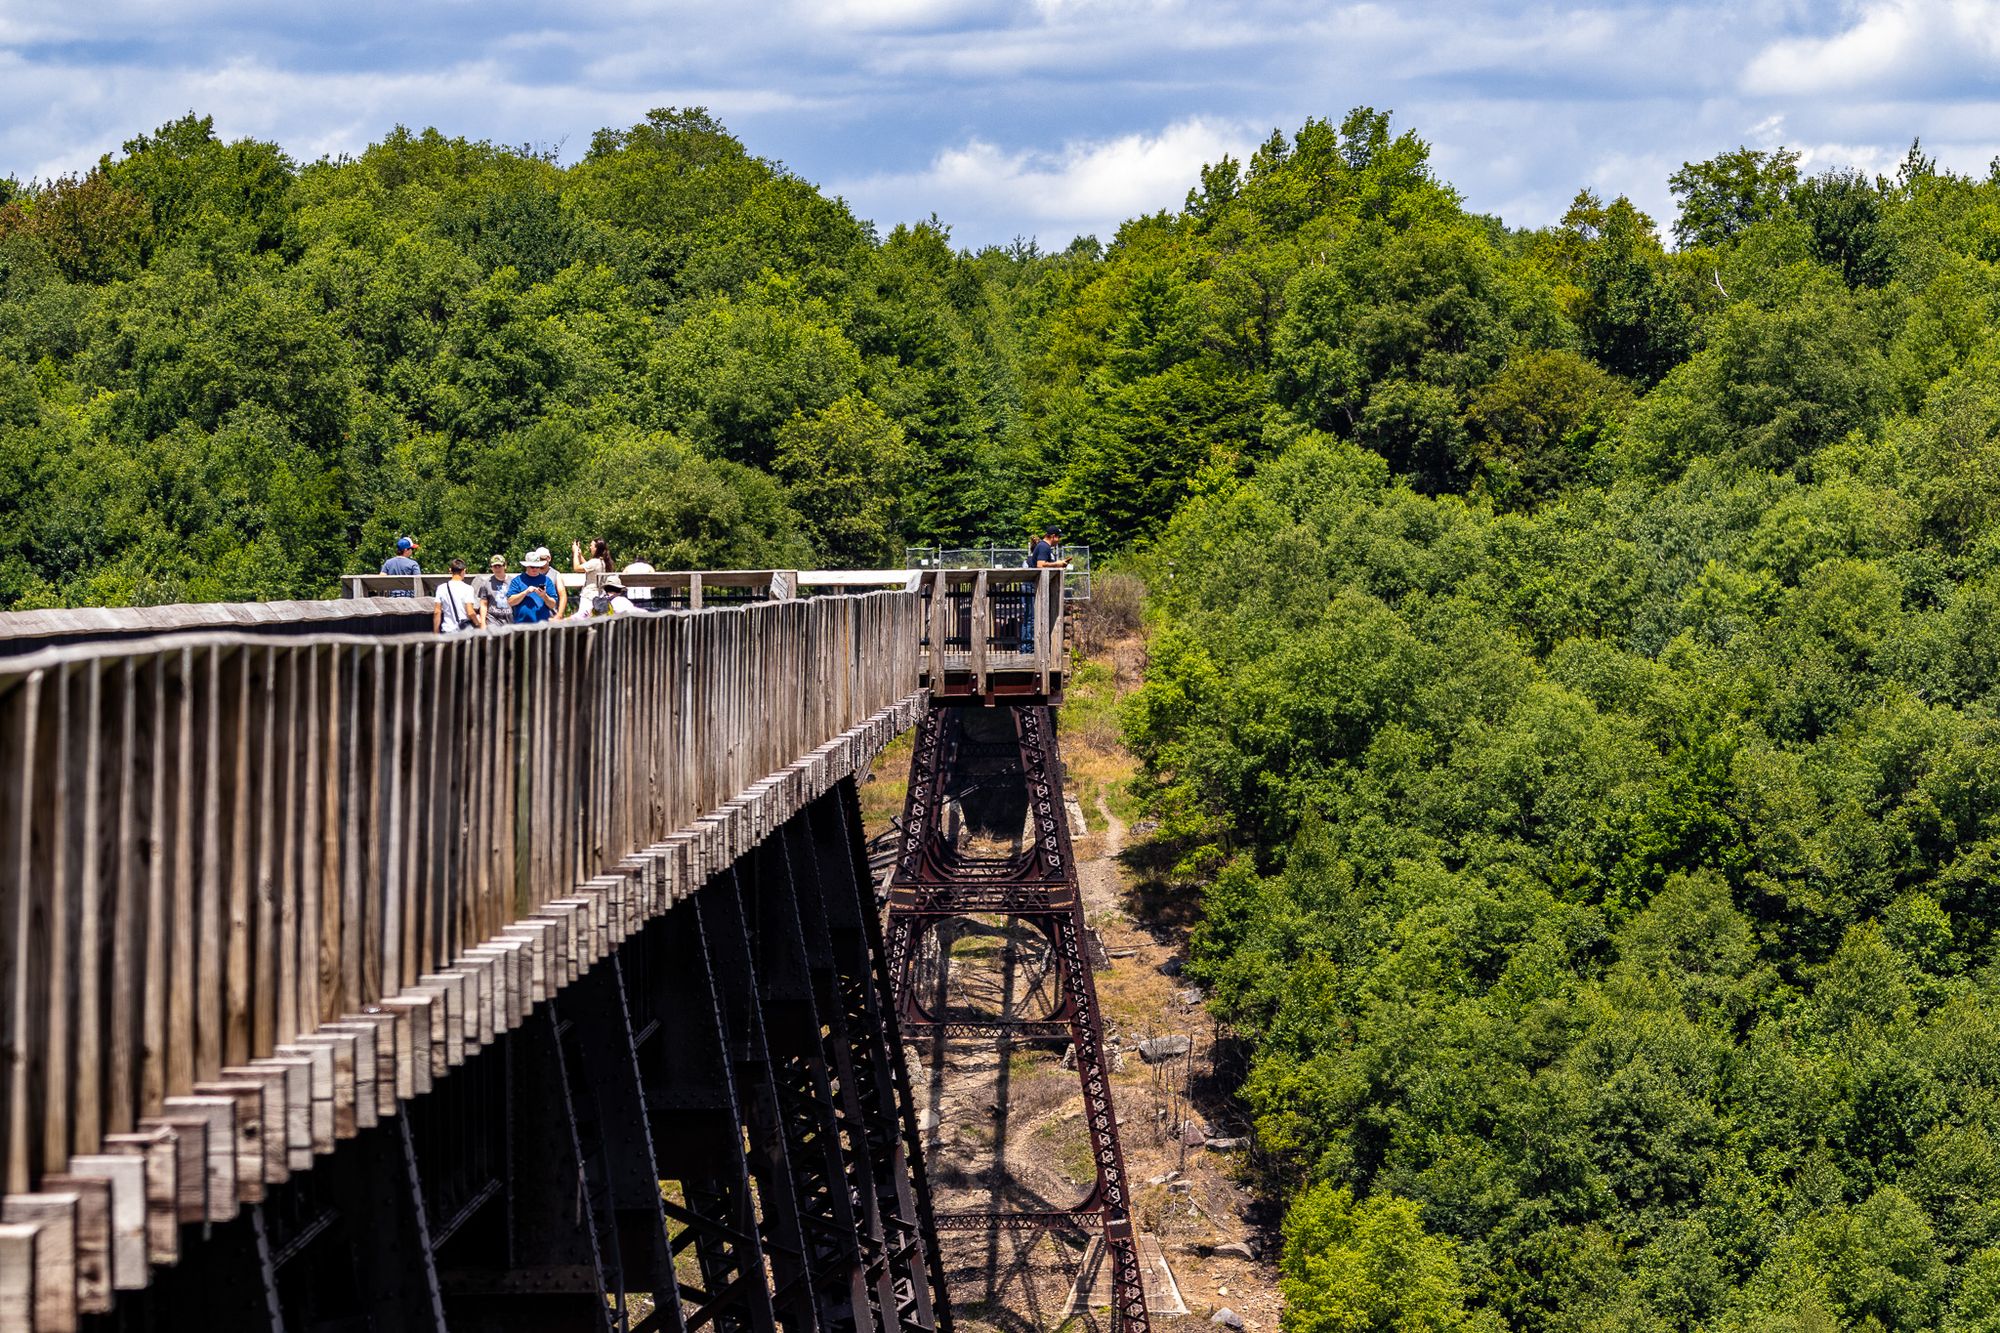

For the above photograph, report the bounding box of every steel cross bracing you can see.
[884,704,1152,1333]
[78,783,947,1333]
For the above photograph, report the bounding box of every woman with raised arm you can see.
[572,537,610,617]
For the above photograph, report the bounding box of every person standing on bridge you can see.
[577,572,644,618]
[432,558,486,634]
[381,535,422,596]
[507,549,562,625]
[572,537,610,616]
[476,555,511,629]
[1022,526,1070,653]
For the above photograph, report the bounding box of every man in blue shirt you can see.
[507,550,561,625]
[1022,527,1070,652]
[380,535,422,595]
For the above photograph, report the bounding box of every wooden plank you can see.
[217,1063,290,1185]
[498,923,553,1006]
[33,1177,109,1314]
[106,658,145,1140]
[414,979,456,1076]
[300,647,325,1036]
[33,664,71,1183]
[1,670,43,1195]
[457,951,498,1045]
[136,1111,210,1223]
[359,644,385,1010]
[374,997,433,1098]
[272,1043,335,1156]
[928,572,946,689]
[58,1154,147,1291]
[324,1015,397,1120]
[313,1023,378,1128]
[252,647,280,1059]
[465,942,524,1031]
[970,570,989,696]
[101,1127,179,1264]
[1,1193,76,1333]
[165,649,197,1105]
[415,972,473,1063]
[0,1221,37,1332]
[71,665,106,1165]
[284,1033,358,1141]
[194,646,226,1087]
[327,646,352,1026]
[188,1079,265,1204]
[223,649,254,1070]
[1036,568,1052,695]
[245,1056,314,1172]
[377,644,403,1003]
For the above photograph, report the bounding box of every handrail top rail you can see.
[0,588,915,675]
[340,566,1062,588]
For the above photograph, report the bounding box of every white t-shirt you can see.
[436,580,481,633]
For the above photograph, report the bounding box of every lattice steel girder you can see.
[885,884,1077,915]
[781,818,910,1333]
[638,905,780,1333]
[439,1009,615,1333]
[556,958,684,1333]
[825,784,954,1333]
[885,704,1152,1333]
[696,873,824,1333]
[744,835,878,1329]
[932,1211,1096,1234]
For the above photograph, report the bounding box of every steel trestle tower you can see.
[884,703,1150,1333]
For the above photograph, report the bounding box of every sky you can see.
[3,0,2000,249]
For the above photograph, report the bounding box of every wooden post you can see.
[928,572,946,690]
[970,571,989,698]
[1036,568,1051,696]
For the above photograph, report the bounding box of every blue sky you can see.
[3,0,1999,249]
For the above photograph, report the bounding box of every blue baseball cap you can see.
[396,536,417,552]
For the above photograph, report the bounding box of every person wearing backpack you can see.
[575,572,644,619]
[1021,526,1069,652]
[432,558,485,634]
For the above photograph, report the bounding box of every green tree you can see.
[1282,1184,1494,1333]
[1669,146,1802,248]
[773,394,915,564]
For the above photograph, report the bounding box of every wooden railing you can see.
[0,592,924,1327]
[917,568,1069,698]
[340,568,809,605]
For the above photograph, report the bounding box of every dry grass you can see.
[858,728,915,840]
[1074,573,1146,658]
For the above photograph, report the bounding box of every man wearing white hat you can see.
[506,548,564,625]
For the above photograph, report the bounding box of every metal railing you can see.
[904,547,1092,601]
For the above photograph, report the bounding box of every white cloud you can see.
[838,117,1252,240]
[1744,0,2000,96]
[801,0,998,32]
[9,0,2000,249]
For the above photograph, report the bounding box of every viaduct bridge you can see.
[0,569,1153,1333]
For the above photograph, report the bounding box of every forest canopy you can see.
[12,106,2000,1332]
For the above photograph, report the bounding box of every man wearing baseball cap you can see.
[505,547,563,625]
[380,535,422,596]
[475,554,511,629]
[1022,526,1070,652]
